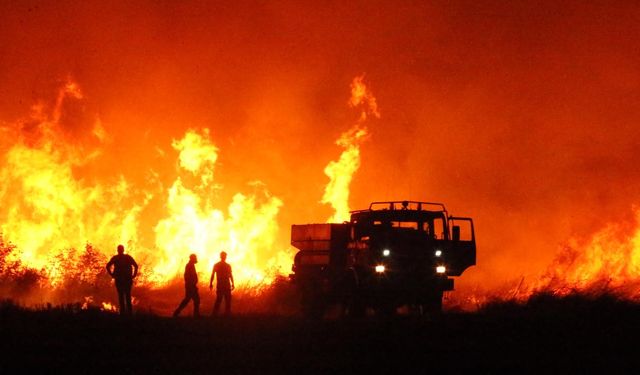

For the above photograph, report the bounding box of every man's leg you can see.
[193,289,200,317]
[117,288,126,315]
[213,291,222,316]
[124,287,133,315]
[173,295,190,317]
[174,286,195,317]
[224,290,232,316]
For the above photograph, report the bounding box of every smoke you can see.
[1,1,640,298]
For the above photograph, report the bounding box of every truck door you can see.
[447,217,477,276]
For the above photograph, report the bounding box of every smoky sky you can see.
[1,0,640,288]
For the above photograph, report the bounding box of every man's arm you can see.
[106,258,114,277]
[230,266,235,291]
[193,265,198,285]
[209,265,215,290]
[131,257,139,278]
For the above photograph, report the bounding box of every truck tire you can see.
[346,296,366,318]
[343,269,366,318]
[301,284,324,319]
[374,300,397,317]
[421,290,443,316]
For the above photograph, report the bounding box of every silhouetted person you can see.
[106,244,138,315]
[209,251,234,316]
[173,254,200,318]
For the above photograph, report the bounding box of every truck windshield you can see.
[421,218,446,239]
[391,221,418,230]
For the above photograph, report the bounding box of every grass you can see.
[1,293,640,373]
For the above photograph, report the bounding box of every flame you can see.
[81,297,117,313]
[322,75,379,222]
[0,81,145,287]
[81,296,93,310]
[0,79,291,295]
[101,302,116,312]
[153,129,287,285]
[321,127,368,222]
[171,128,219,187]
[453,207,640,310]
[532,207,640,297]
[348,75,380,121]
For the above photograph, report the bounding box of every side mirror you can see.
[452,225,460,241]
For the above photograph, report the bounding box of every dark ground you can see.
[1,294,639,374]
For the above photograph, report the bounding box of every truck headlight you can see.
[436,265,446,274]
[382,249,391,257]
[435,250,442,257]
[375,265,386,273]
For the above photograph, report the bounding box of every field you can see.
[1,294,639,373]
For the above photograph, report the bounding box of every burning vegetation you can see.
[2,73,640,315]
[0,76,380,314]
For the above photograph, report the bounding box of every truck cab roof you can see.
[350,200,448,224]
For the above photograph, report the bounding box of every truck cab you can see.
[291,200,476,317]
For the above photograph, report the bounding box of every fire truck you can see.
[290,201,476,317]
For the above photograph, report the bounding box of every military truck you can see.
[290,200,476,317]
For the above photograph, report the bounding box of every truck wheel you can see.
[303,302,324,319]
[301,288,324,319]
[374,301,397,317]
[344,270,365,318]
[346,296,366,318]
[421,291,443,316]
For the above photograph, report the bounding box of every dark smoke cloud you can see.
[1,1,639,289]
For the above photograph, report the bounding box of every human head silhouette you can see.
[189,254,198,263]
[220,251,227,261]
[117,244,124,254]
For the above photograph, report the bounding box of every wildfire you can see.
[531,207,640,298]
[153,128,286,285]
[348,75,380,121]
[4,75,639,314]
[322,75,378,222]
[0,78,291,299]
[0,75,387,312]
[101,302,117,312]
[0,82,144,287]
[452,207,640,310]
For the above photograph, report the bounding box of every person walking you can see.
[173,254,200,318]
[106,244,138,315]
[209,251,234,316]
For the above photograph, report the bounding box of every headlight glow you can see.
[435,250,442,257]
[436,265,446,274]
[382,249,391,257]
[375,265,386,273]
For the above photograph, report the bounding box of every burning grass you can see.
[0,237,300,316]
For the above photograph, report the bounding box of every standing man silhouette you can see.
[209,251,234,316]
[173,254,200,318]
[106,244,138,315]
